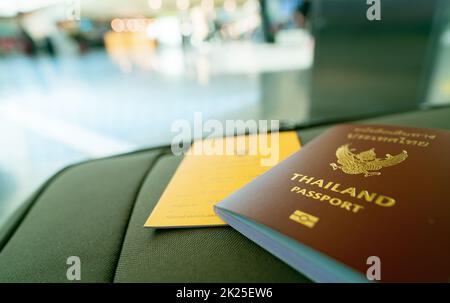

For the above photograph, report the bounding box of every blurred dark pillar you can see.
[259,0,275,43]
[309,0,440,121]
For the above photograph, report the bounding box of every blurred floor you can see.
[0,41,312,225]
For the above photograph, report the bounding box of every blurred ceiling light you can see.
[111,18,125,33]
[176,0,190,11]
[148,0,162,11]
[223,0,237,13]
[201,0,214,12]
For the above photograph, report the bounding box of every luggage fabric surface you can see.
[0,107,449,282]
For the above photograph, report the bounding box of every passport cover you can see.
[215,124,450,282]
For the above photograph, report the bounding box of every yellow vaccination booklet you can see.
[145,131,301,228]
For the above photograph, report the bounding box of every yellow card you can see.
[145,131,301,228]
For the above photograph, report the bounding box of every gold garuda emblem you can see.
[330,144,408,177]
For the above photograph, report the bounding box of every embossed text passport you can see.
[215,124,450,282]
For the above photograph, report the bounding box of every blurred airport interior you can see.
[0,0,449,225]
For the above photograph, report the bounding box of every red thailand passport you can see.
[215,124,450,282]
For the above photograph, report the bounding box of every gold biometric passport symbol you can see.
[330,144,408,177]
[289,210,319,228]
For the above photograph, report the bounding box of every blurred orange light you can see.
[124,19,133,32]
[111,18,125,32]
[136,19,147,32]
[111,18,152,33]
